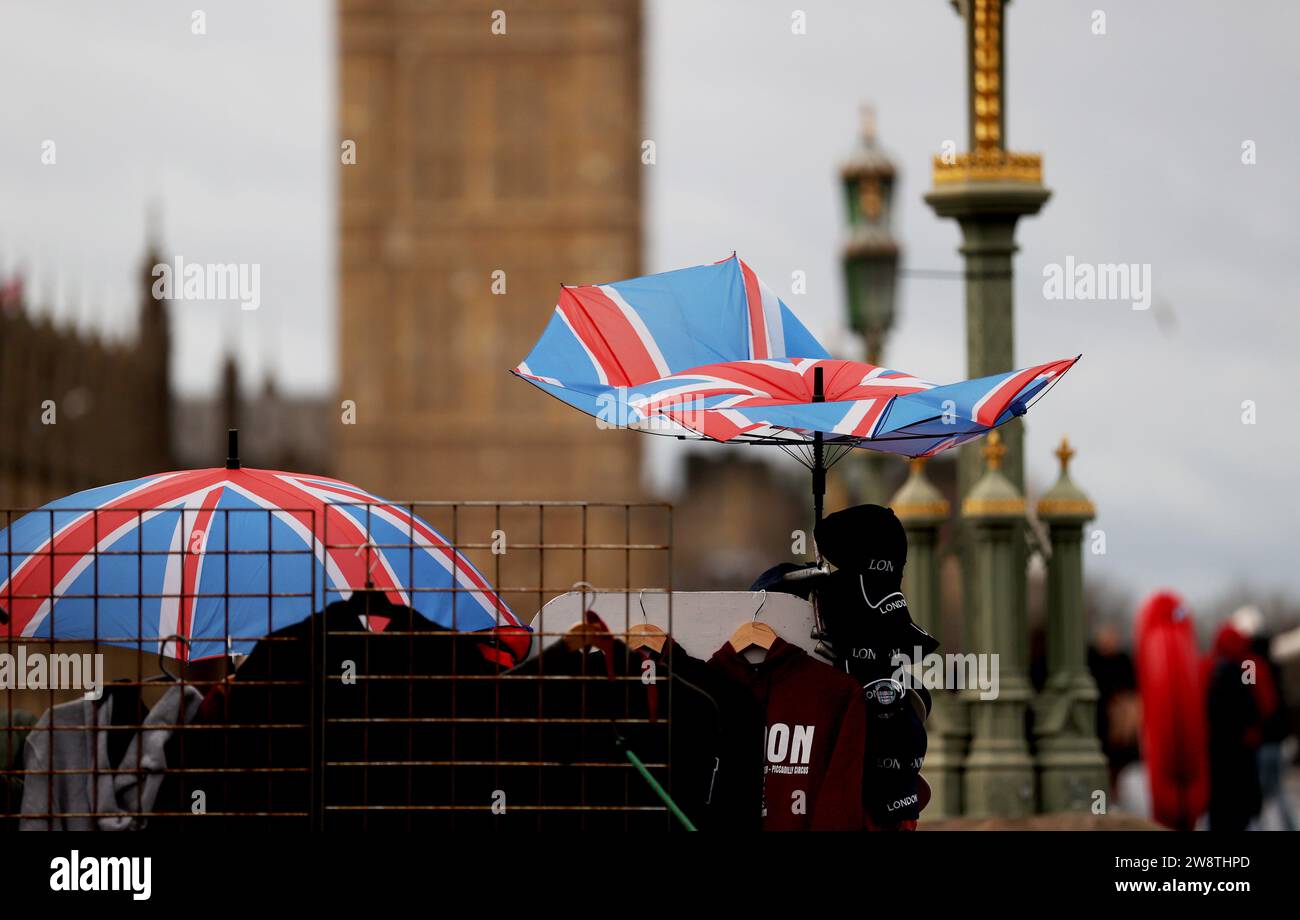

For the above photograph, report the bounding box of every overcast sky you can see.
[2,1,1298,611]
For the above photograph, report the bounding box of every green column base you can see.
[962,751,1036,817]
[1037,745,1110,814]
[920,691,968,819]
[962,682,1036,817]
[1033,678,1109,813]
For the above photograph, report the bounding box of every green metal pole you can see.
[620,742,697,831]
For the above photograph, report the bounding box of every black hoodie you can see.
[453,632,765,831]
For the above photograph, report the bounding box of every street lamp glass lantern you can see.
[843,171,895,228]
[840,108,901,365]
[844,250,898,344]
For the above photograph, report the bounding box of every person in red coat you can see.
[1134,592,1210,830]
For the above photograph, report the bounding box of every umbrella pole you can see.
[812,367,825,525]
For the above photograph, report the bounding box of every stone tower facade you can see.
[336,0,644,501]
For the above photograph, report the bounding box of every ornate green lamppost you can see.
[840,106,899,368]
[841,107,901,505]
[924,0,1047,497]
[924,2,1048,815]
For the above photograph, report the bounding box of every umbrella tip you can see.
[226,429,241,470]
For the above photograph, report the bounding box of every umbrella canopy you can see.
[513,254,1079,460]
[0,467,520,660]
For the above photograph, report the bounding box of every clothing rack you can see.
[532,590,823,660]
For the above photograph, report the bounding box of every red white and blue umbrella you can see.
[0,464,520,660]
[513,255,1078,516]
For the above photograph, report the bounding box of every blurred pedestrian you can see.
[1205,607,1276,831]
[1244,611,1298,831]
[1089,623,1141,786]
[1135,592,1209,830]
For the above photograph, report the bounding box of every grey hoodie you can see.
[20,684,202,831]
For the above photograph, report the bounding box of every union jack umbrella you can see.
[0,448,520,660]
[514,255,1079,518]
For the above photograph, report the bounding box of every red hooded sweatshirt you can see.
[709,637,865,831]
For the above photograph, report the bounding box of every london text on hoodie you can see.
[709,637,866,831]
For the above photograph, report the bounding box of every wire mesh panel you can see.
[0,503,319,829]
[312,501,676,831]
[0,500,673,831]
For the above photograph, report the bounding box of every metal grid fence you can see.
[1,501,674,830]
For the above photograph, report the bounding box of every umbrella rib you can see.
[825,443,857,470]
[776,441,813,470]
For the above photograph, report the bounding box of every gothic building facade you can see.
[0,245,171,509]
[0,245,334,511]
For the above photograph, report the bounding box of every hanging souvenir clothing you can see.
[860,677,927,829]
[20,683,201,831]
[813,504,938,683]
[708,637,866,831]
[96,684,204,831]
[810,504,936,828]
[749,562,822,600]
[20,694,117,831]
[455,625,687,831]
[1,709,36,831]
[647,639,766,831]
[155,593,506,830]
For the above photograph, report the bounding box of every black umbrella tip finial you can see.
[226,429,241,470]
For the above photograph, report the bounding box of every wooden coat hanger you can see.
[563,612,612,652]
[561,582,612,652]
[626,589,668,654]
[727,590,777,654]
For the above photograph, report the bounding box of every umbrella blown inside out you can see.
[514,254,1079,460]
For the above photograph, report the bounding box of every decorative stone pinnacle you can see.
[892,454,950,523]
[860,104,877,146]
[1037,435,1095,522]
[983,430,1006,471]
[963,429,1024,519]
[1054,436,1075,475]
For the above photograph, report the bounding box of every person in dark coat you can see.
[1205,621,1269,831]
[1251,627,1296,831]
[1088,623,1141,785]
